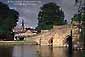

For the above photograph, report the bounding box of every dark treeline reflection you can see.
[0,46,13,57]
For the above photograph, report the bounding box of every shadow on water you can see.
[67,47,73,57]
[0,45,13,57]
[67,46,83,57]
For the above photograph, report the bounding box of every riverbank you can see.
[0,41,38,45]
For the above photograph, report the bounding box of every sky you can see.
[0,0,78,28]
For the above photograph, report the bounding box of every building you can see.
[13,27,37,40]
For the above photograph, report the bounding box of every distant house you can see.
[13,27,37,40]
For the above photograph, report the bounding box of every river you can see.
[0,44,84,57]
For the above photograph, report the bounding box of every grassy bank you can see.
[0,41,38,46]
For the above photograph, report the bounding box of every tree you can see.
[36,2,65,30]
[71,14,80,21]
[72,13,85,21]
[0,2,19,40]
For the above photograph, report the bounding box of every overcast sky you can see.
[0,0,78,28]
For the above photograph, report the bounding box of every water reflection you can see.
[12,45,37,57]
[0,46,13,57]
[36,46,67,57]
[36,46,54,57]
[0,45,84,57]
[81,50,85,57]
[67,48,73,57]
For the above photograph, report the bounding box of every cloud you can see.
[1,0,78,28]
[8,0,42,6]
[58,0,77,23]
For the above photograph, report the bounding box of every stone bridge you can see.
[26,25,73,47]
[25,25,71,46]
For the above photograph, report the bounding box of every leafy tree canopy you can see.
[72,13,85,21]
[0,2,19,33]
[36,2,66,30]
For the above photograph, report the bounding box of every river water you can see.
[0,44,84,57]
